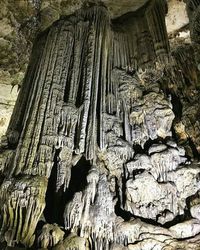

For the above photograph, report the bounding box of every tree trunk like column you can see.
[0,3,200,250]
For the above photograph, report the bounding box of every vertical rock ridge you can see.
[0,2,200,250]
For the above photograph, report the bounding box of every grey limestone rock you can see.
[0,1,200,250]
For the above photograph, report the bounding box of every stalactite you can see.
[0,2,200,250]
[37,223,64,249]
[0,176,47,247]
[135,15,156,68]
[171,45,198,88]
[145,0,170,63]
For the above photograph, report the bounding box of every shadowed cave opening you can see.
[169,91,200,159]
[44,148,61,224]
[64,156,91,201]
[44,152,91,226]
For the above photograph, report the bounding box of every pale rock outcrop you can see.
[0,1,200,250]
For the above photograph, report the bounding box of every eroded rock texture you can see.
[0,1,200,249]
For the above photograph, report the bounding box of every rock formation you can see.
[0,0,200,249]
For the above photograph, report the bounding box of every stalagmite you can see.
[0,1,200,249]
[0,176,47,247]
[37,223,65,249]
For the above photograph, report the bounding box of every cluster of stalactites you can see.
[0,5,111,248]
[2,5,111,178]
[185,0,200,44]
[0,3,173,248]
[171,45,199,91]
[2,2,171,178]
[145,0,169,63]
[0,176,47,247]
[186,0,200,15]
[112,0,170,70]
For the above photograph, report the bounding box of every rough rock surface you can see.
[0,0,190,139]
[166,0,189,34]
[0,0,200,250]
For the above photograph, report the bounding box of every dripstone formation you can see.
[0,0,200,249]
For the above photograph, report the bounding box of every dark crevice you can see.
[137,215,163,227]
[160,193,198,228]
[132,144,145,155]
[0,174,5,186]
[132,138,169,156]
[188,138,200,159]
[143,137,170,153]
[114,175,132,221]
[44,148,61,224]
[132,169,145,178]
[122,165,128,209]
[44,153,91,227]
[96,41,103,148]
[186,191,200,211]
[163,211,191,228]
[170,92,183,122]
[63,41,75,103]
[63,156,91,204]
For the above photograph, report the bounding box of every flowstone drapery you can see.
[0,1,200,249]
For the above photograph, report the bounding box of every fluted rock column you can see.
[0,3,200,250]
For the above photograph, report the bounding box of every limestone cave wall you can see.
[0,0,200,249]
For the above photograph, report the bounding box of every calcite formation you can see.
[0,176,47,247]
[0,0,200,249]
